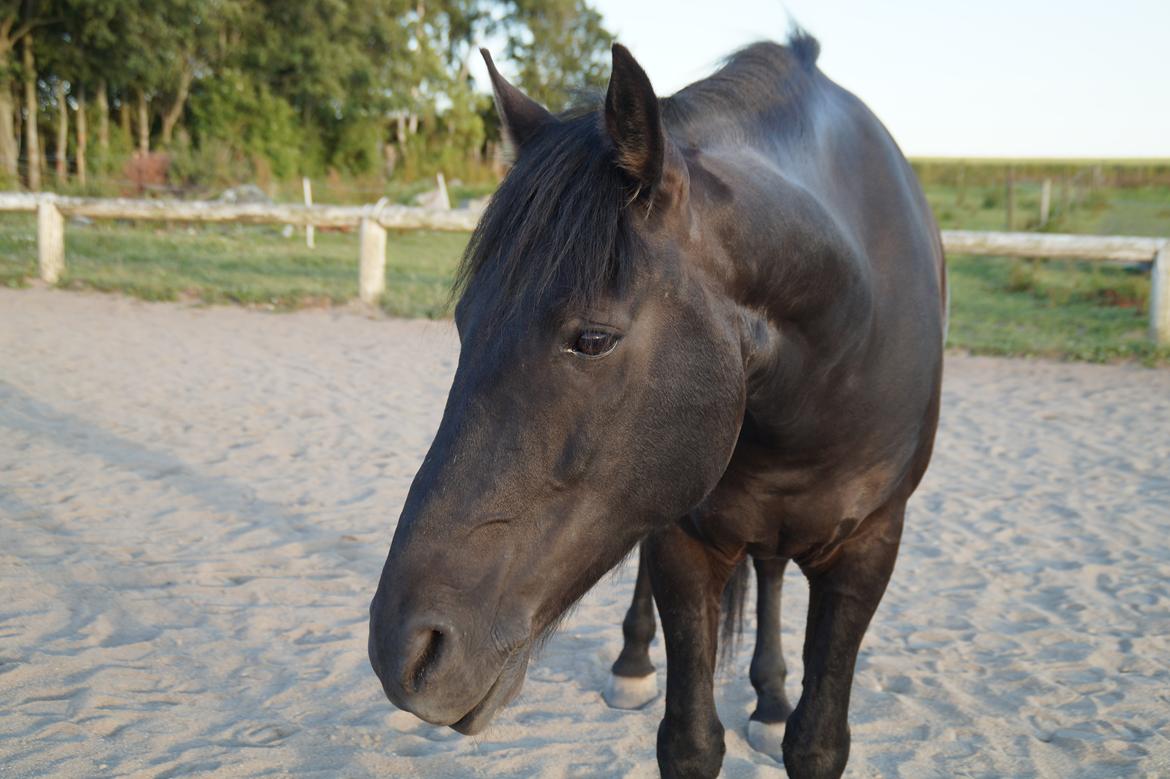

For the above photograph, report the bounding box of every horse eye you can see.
[570,330,619,358]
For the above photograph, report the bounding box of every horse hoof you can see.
[747,718,786,761]
[602,672,658,709]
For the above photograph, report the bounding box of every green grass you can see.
[0,213,467,318]
[946,255,1170,365]
[925,183,1170,237]
[2,178,1169,364]
[0,216,35,288]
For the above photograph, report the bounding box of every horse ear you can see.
[481,48,554,154]
[605,44,665,190]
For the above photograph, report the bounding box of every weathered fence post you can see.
[37,196,65,283]
[1039,179,1052,227]
[359,214,387,305]
[302,176,315,249]
[1005,165,1016,231]
[1152,244,1170,346]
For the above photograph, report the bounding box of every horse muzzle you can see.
[368,587,532,734]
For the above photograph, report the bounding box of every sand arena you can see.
[2,288,1168,777]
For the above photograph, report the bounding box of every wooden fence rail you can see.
[1,193,1167,344]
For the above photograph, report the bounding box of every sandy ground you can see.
[1,287,1169,779]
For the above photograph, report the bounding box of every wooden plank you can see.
[4,192,1167,267]
[374,204,478,232]
[0,193,482,231]
[62,197,367,228]
[0,192,39,212]
[941,231,1164,263]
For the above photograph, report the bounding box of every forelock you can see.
[454,110,638,326]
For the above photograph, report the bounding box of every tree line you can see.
[0,0,614,193]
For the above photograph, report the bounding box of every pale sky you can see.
[472,0,1170,158]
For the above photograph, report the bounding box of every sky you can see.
[472,0,1170,159]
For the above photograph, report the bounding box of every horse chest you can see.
[695,450,904,561]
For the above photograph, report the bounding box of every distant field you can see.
[1,172,1168,364]
[925,182,1170,237]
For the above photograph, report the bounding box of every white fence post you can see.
[359,216,387,305]
[37,197,65,284]
[1151,244,1170,346]
[302,176,315,249]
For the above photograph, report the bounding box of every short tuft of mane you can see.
[662,33,821,142]
[787,27,820,70]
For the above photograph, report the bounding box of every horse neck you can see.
[686,144,875,364]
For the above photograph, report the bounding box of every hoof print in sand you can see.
[231,724,295,747]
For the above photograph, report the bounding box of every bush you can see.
[1004,261,1039,294]
[185,70,314,182]
[999,258,1150,312]
[1072,268,1149,310]
[167,138,244,193]
[331,120,384,177]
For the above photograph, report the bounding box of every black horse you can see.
[369,33,945,779]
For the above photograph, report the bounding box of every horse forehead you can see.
[452,308,551,384]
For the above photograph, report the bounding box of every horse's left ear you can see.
[605,44,685,202]
[481,48,554,155]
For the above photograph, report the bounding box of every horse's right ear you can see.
[605,44,688,208]
[481,48,554,155]
[605,44,665,191]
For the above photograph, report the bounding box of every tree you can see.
[1,0,618,190]
[0,0,58,187]
[35,1,89,186]
[0,10,25,181]
[502,0,613,112]
[20,28,38,188]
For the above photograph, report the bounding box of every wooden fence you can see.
[0,192,480,306]
[1,192,1167,344]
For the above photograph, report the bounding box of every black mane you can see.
[663,34,820,140]
[454,33,821,322]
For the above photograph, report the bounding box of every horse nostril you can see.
[403,627,447,694]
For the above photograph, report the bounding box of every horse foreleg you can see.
[747,555,793,759]
[647,522,740,779]
[604,542,659,709]
[783,501,904,779]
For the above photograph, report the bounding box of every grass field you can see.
[0,215,467,319]
[926,183,1170,237]
[2,178,1168,364]
[947,256,1165,364]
